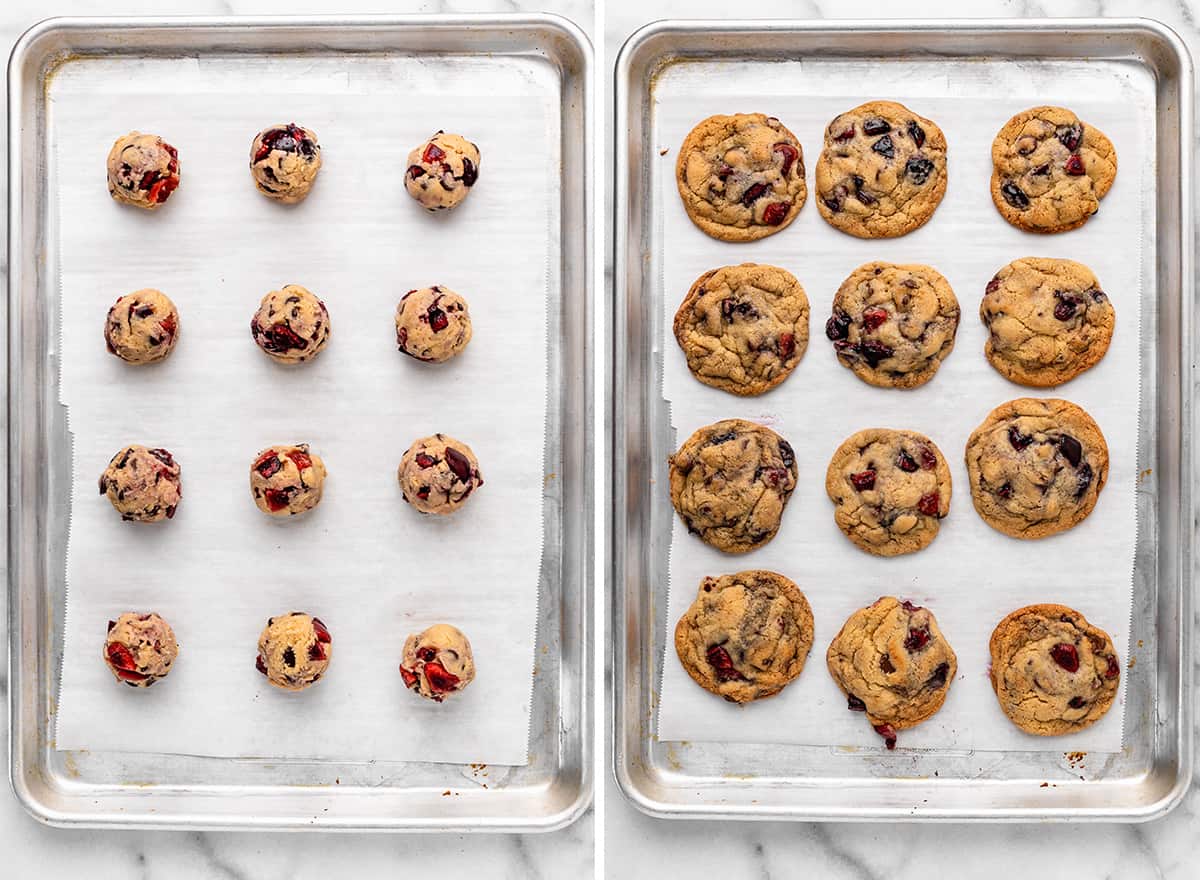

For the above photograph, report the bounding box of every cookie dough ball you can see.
[250,444,326,516]
[250,123,322,203]
[106,132,180,209]
[255,612,332,691]
[250,284,331,364]
[104,288,180,365]
[404,131,480,211]
[99,445,182,522]
[395,285,473,363]
[399,623,476,702]
[104,612,178,687]
[398,434,484,514]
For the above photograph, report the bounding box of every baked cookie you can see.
[825,428,951,557]
[981,257,1115,387]
[404,131,480,211]
[965,398,1109,539]
[989,604,1121,736]
[824,262,959,388]
[675,113,806,242]
[104,612,178,687]
[815,101,947,238]
[399,623,476,702]
[106,132,180,209]
[256,612,332,691]
[990,106,1117,233]
[674,570,814,703]
[250,444,326,516]
[673,263,809,396]
[250,284,331,364]
[397,434,484,515]
[104,289,179,365]
[396,285,472,363]
[250,123,321,203]
[668,419,797,554]
[826,596,957,750]
[99,445,181,523]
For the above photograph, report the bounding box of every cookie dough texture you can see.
[396,286,472,363]
[990,106,1117,233]
[399,623,476,702]
[965,398,1109,539]
[250,444,326,516]
[404,131,480,211]
[981,257,1115,387]
[676,113,807,242]
[989,603,1121,736]
[827,597,957,749]
[674,570,814,703]
[668,419,797,554]
[104,612,178,687]
[104,289,180,365]
[99,445,181,522]
[825,428,952,557]
[673,263,809,396]
[256,612,332,691]
[815,101,947,238]
[106,132,180,209]
[398,434,484,515]
[250,123,322,203]
[251,284,331,364]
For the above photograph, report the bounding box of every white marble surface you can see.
[604,0,1200,877]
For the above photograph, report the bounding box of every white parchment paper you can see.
[655,61,1152,753]
[52,57,556,765]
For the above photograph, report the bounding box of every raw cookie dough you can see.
[404,131,480,211]
[104,288,180,365]
[990,106,1117,233]
[256,612,332,691]
[675,113,807,242]
[99,445,182,522]
[397,434,484,515]
[965,397,1109,539]
[249,123,322,203]
[981,257,1115,387]
[825,428,952,557]
[395,285,473,363]
[106,132,181,209]
[250,284,331,364]
[989,603,1121,735]
[250,444,327,516]
[826,596,957,750]
[674,570,814,703]
[399,623,476,702]
[815,101,947,238]
[104,612,178,687]
[824,261,959,389]
[673,263,809,396]
[668,419,798,554]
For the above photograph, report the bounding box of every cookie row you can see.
[676,103,1116,241]
[103,611,474,700]
[675,572,1121,748]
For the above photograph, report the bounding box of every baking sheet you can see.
[653,64,1149,753]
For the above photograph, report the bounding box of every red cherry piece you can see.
[116,668,148,682]
[850,470,876,491]
[874,723,898,749]
[1050,643,1080,673]
[917,492,940,517]
[399,665,419,688]
[308,642,325,662]
[423,660,460,694]
[263,488,293,512]
[904,627,931,652]
[254,452,282,478]
[415,453,437,469]
[311,617,332,644]
[862,308,888,331]
[418,646,437,662]
[772,142,799,176]
[287,450,312,471]
[777,332,795,359]
[1105,656,1120,679]
[762,201,789,226]
[422,142,446,164]
[255,654,268,675]
[106,642,137,671]
[705,645,743,682]
[443,447,472,483]
[1064,153,1085,175]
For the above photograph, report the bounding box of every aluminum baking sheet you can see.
[9,14,593,831]
[613,18,1193,821]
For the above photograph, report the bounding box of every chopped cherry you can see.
[287,450,312,471]
[772,142,799,177]
[407,165,426,179]
[428,304,449,332]
[1007,426,1033,451]
[1058,123,1083,151]
[422,142,446,164]
[254,451,282,478]
[896,450,918,472]
[311,617,332,644]
[106,642,137,671]
[264,487,294,512]
[906,157,934,185]
[444,447,473,483]
[919,447,938,470]
[904,627,931,652]
[862,308,888,331]
[1050,643,1080,673]
[777,332,795,359]
[308,642,326,662]
[415,453,437,469]
[825,311,851,341]
[906,120,926,147]
[873,723,898,750]
[706,645,743,682]
[741,182,769,206]
[116,668,148,682]
[917,492,940,517]
[850,470,876,491]
[762,201,789,226]
[1105,656,1120,679]
[255,654,268,675]
[833,125,856,142]
[399,665,419,688]
[1057,435,1083,467]
[424,660,461,694]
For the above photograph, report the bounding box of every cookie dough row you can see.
[675,572,1121,748]
[669,400,1108,557]
[673,258,1114,397]
[107,128,480,211]
[103,611,474,700]
[98,436,484,521]
[105,284,472,366]
[676,102,1116,241]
